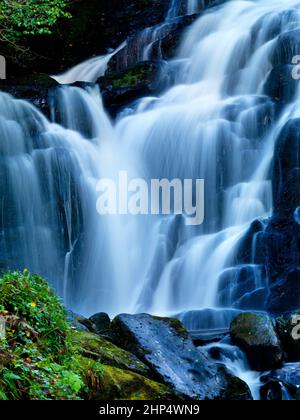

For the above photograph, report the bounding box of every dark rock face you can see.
[67,310,97,333]
[272,119,300,218]
[271,29,300,67]
[89,312,111,336]
[217,265,268,309]
[107,14,199,74]
[98,61,165,117]
[0,74,57,118]
[264,65,297,108]
[230,312,283,371]
[111,313,252,400]
[261,364,300,400]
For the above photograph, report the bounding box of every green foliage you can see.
[0,271,96,400]
[0,0,71,45]
[0,270,67,355]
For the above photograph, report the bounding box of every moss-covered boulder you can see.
[230,312,284,371]
[70,330,149,377]
[83,363,174,400]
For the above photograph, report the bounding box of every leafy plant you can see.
[0,0,71,49]
[0,271,100,400]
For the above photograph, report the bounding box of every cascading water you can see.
[2,0,300,328]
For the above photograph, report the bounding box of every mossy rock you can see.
[88,364,174,400]
[70,330,149,377]
[230,312,283,371]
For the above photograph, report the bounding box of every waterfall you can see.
[1,0,300,323]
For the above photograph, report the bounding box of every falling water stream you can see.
[1,0,300,398]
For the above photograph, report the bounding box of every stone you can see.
[89,312,111,335]
[70,329,150,377]
[111,313,251,399]
[230,312,283,371]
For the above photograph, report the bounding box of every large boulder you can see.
[111,313,252,400]
[230,312,283,371]
[89,312,111,336]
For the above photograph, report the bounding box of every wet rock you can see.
[264,65,297,108]
[111,313,251,399]
[0,74,57,118]
[107,14,199,75]
[98,61,164,116]
[89,312,111,335]
[67,310,96,333]
[218,265,267,309]
[70,330,150,377]
[233,288,268,311]
[272,119,300,218]
[261,364,300,400]
[267,269,300,315]
[230,312,284,371]
[271,29,300,67]
[234,218,267,265]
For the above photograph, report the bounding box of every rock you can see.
[67,310,97,333]
[98,61,164,116]
[107,14,199,74]
[86,364,175,400]
[264,65,297,108]
[271,29,300,67]
[234,218,267,265]
[267,269,300,315]
[261,364,300,400]
[111,313,251,400]
[233,288,268,311]
[230,312,283,371]
[89,312,111,335]
[276,312,300,361]
[70,330,150,377]
[217,265,267,309]
[272,119,300,218]
[0,74,57,118]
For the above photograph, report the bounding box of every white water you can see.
[1,0,300,322]
[204,340,263,400]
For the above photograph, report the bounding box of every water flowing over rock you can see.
[2,0,300,360]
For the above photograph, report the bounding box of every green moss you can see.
[70,330,149,376]
[0,271,174,400]
[154,316,189,340]
[92,365,173,400]
[110,65,154,89]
